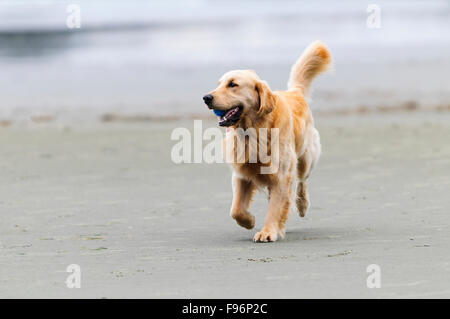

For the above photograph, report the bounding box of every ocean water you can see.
[0,0,449,121]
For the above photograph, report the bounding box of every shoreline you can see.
[0,103,449,127]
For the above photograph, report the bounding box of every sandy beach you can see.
[0,110,449,298]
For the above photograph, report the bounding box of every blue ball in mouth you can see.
[213,109,226,117]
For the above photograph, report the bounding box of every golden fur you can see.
[206,41,332,242]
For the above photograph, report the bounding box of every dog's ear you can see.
[255,80,275,116]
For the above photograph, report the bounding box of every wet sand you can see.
[0,111,449,298]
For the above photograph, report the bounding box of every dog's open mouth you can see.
[218,105,243,127]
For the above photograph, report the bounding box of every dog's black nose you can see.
[203,94,214,107]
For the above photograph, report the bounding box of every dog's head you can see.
[203,70,275,127]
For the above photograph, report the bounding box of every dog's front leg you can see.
[253,177,292,242]
[230,173,256,229]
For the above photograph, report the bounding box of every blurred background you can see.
[0,0,449,123]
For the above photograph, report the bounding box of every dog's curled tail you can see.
[287,41,332,97]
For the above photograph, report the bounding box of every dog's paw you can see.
[253,228,278,243]
[233,212,255,230]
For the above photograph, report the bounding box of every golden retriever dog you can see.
[203,41,332,242]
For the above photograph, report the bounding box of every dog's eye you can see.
[228,81,238,88]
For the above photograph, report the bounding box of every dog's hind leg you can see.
[230,173,256,229]
[296,183,309,217]
[296,128,321,217]
[296,156,311,217]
